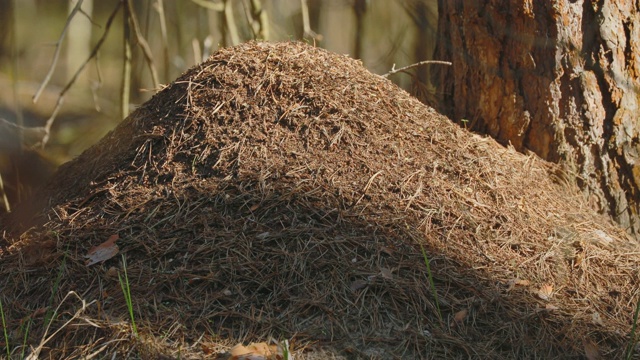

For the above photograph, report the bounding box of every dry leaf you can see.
[106,266,119,278]
[583,338,601,360]
[201,343,214,355]
[453,309,468,324]
[380,267,393,280]
[230,343,251,357]
[256,232,270,239]
[85,234,120,266]
[536,284,553,300]
[591,312,604,326]
[229,342,281,359]
[31,307,48,318]
[23,239,56,266]
[545,304,558,311]
[350,279,368,291]
[506,278,530,291]
[573,252,584,267]
[380,246,394,255]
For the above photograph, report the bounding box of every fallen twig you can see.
[382,60,452,78]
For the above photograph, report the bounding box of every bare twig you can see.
[40,2,123,147]
[122,1,132,119]
[124,0,160,89]
[11,0,24,151]
[0,118,47,150]
[353,0,367,60]
[190,0,224,11]
[382,60,452,78]
[223,0,241,45]
[246,0,269,40]
[25,292,96,360]
[300,0,322,41]
[153,0,170,82]
[0,171,9,213]
[32,0,84,104]
[192,38,202,64]
[90,52,104,112]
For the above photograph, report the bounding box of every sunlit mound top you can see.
[2,41,638,359]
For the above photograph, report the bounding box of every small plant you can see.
[118,254,138,336]
[625,296,640,359]
[20,317,31,359]
[44,244,67,328]
[421,245,442,324]
[281,339,290,360]
[1,298,10,358]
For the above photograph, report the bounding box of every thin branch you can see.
[90,51,103,112]
[0,173,9,213]
[223,0,240,46]
[382,60,452,78]
[122,0,132,119]
[124,0,160,89]
[353,0,367,60]
[11,0,24,151]
[0,118,47,149]
[300,0,322,41]
[247,0,269,40]
[190,0,224,11]
[39,2,122,147]
[25,292,95,360]
[153,0,170,82]
[32,0,84,104]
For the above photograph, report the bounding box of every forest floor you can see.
[1,41,639,359]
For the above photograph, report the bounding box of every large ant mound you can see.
[1,41,639,359]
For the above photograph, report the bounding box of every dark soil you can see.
[1,41,638,359]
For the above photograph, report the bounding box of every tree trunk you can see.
[432,0,640,238]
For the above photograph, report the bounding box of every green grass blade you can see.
[625,294,640,359]
[119,255,138,336]
[421,245,442,324]
[0,298,10,358]
[20,317,31,359]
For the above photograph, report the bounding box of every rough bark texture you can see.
[433,0,640,238]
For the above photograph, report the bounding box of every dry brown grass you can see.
[1,41,639,359]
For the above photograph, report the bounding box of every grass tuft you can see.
[0,297,10,358]
[625,296,640,359]
[421,245,442,324]
[118,254,138,336]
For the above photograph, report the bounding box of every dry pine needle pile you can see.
[1,41,639,359]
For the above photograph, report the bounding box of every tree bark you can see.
[433,0,640,238]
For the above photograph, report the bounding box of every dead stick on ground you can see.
[354,170,384,207]
[382,60,452,78]
[26,291,95,360]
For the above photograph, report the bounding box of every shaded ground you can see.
[1,41,639,359]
